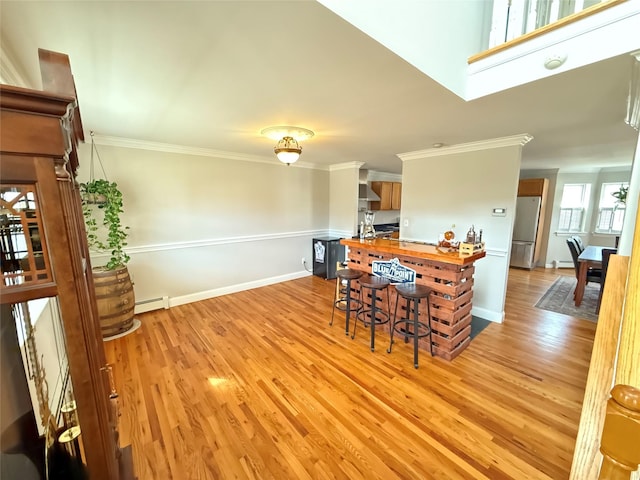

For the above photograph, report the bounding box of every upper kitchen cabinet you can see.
[391,182,402,210]
[518,178,547,197]
[370,181,402,210]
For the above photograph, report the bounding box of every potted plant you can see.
[612,184,628,207]
[80,179,130,270]
[80,179,135,338]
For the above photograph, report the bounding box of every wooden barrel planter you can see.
[92,265,135,338]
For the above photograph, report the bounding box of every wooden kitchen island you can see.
[340,238,486,361]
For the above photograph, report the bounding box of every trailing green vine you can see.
[611,184,628,206]
[80,179,130,270]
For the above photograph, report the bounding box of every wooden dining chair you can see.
[596,248,617,314]
[566,238,602,298]
[571,235,585,254]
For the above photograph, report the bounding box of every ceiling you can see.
[1,0,637,174]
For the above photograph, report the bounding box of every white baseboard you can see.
[545,260,574,269]
[471,306,504,323]
[135,296,169,314]
[169,270,313,308]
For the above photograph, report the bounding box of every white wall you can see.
[400,139,527,322]
[317,0,492,98]
[329,163,361,238]
[77,141,330,307]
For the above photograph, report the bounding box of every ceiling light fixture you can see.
[274,136,302,165]
[261,126,315,166]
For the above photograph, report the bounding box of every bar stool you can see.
[330,268,363,335]
[353,275,391,351]
[388,283,434,368]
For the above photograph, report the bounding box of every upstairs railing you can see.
[470,0,627,63]
[490,0,623,47]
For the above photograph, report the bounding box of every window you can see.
[596,182,628,233]
[558,183,591,232]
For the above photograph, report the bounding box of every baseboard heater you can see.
[135,296,169,314]
[554,260,574,268]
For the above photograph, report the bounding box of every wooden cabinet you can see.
[392,182,402,210]
[516,178,549,267]
[518,178,547,197]
[1,51,130,479]
[370,181,402,211]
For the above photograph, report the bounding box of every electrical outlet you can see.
[301,257,306,265]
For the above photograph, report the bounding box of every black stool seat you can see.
[353,275,391,351]
[337,268,363,281]
[388,283,434,368]
[330,268,363,336]
[358,275,391,290]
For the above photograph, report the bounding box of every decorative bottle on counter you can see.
[466,225,476,244]
[363,211,376,239]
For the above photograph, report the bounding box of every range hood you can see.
[359,183,380,201]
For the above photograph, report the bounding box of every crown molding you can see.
[329,161,365,172]
[90,134,326,170]
[397,134,533,161]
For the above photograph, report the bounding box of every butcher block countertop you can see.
[340,238,486,265]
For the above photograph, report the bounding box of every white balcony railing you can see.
[488,0,616,49]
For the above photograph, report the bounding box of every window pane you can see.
[569,208,583,231]
[561,184,588,208]
[558,209,572,230]
[597,209,613,231]
[612,209,625,232]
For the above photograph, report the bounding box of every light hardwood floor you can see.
[104,267,597,480]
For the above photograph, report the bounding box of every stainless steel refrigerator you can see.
[510,196,542,269]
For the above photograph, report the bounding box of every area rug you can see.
[534,276,600,322]
[470,316,492,339]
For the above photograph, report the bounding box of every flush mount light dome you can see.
[261,126,315,165]
[274,136,302,165]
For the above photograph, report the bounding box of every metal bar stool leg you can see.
[388,283,434,368]
[344,279,352,335]
[388,293,400,354]
[330,276,339,326]
[353,276,390,351]
[413,298,420,368]
[330,269,363,336]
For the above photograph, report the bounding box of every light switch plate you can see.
[492,208,507,216]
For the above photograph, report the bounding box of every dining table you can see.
[575,245,606,307]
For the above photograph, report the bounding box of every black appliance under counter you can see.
[312,237,345,280]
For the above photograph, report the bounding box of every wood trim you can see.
[0,83,74,115]
[570,169,640,479]
[569,254,629,479]
[468,0,628,64]
[615,194,640,387]
[598,385,640,479]
[2,65,121,479]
